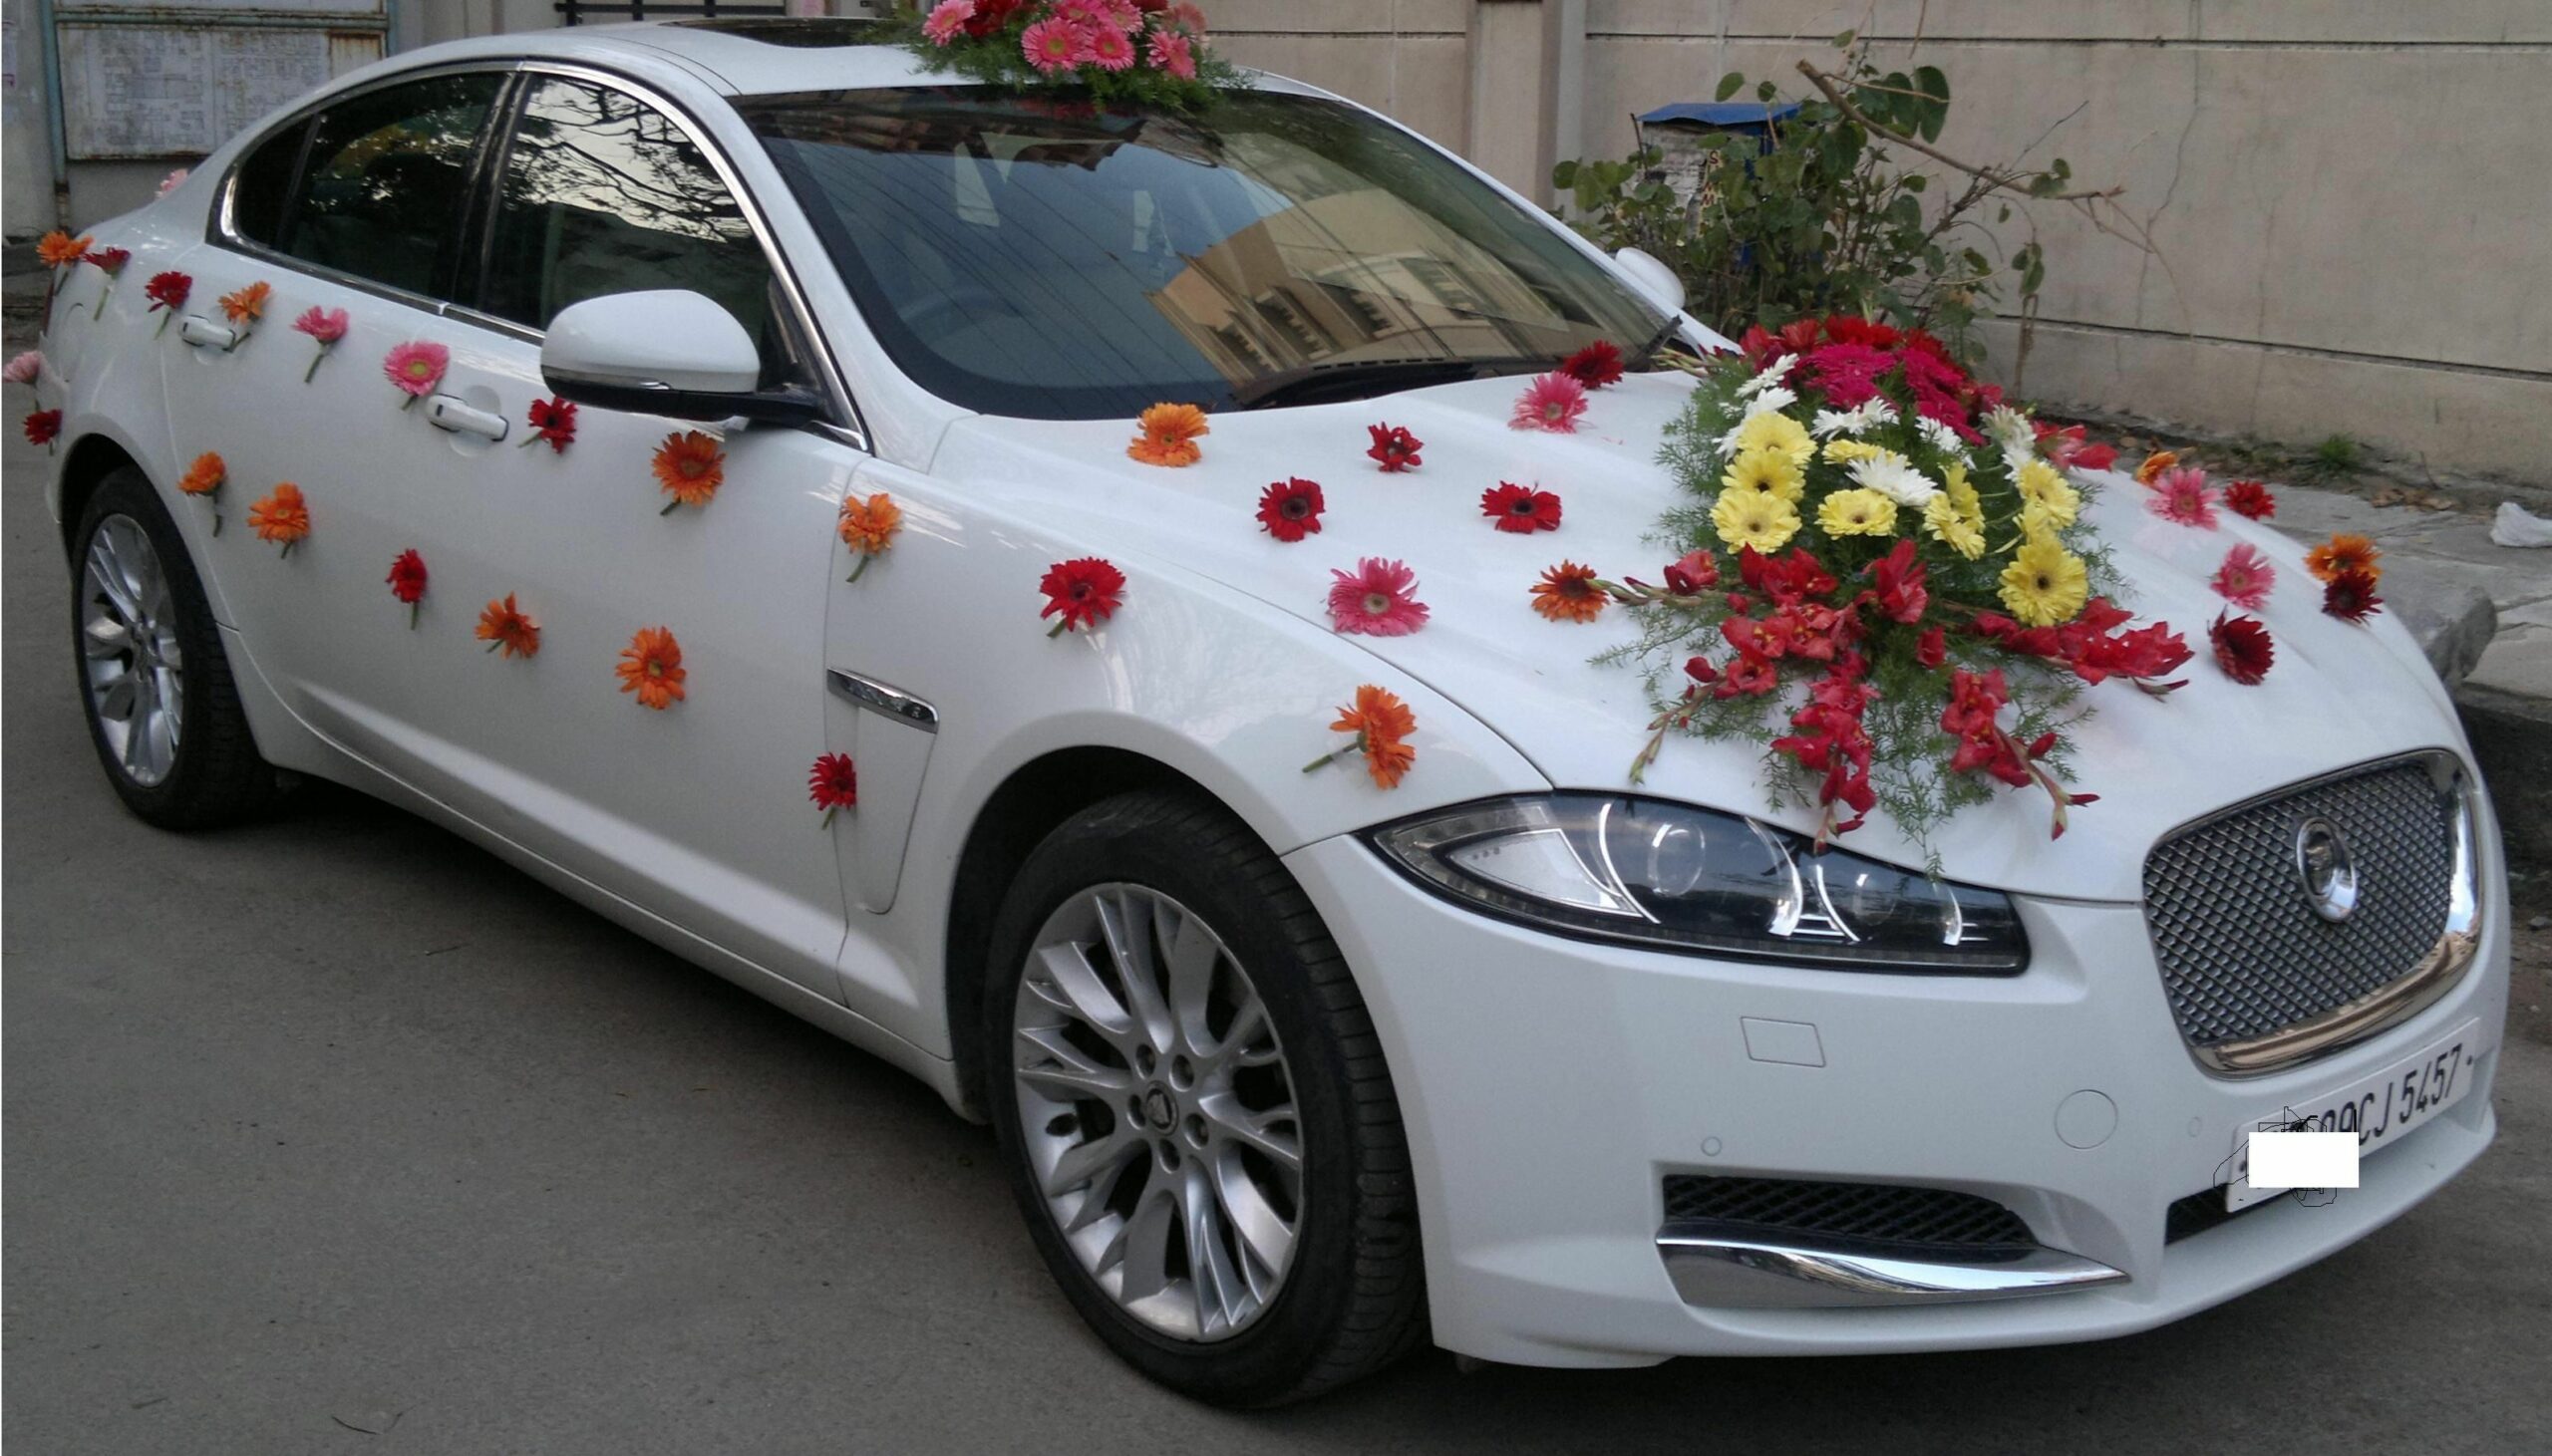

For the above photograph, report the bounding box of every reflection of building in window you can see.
[1148,188,1565,383]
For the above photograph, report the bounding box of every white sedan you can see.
[31,19,2508,1405]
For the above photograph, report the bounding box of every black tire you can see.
[982,790,1427,1406]
[70,467,282,828]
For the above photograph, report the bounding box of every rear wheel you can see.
[71,468,281,828]
[983,790,1426,1405]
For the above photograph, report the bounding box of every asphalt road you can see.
[7,419,2551,1455]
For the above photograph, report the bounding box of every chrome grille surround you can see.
[2142,750,2481,1077]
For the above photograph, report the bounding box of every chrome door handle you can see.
[426,394,509,442]
[177,315,239,351]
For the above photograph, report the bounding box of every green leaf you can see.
[1914,65,1950,141]
[1551,159,1579,188]
[1716,72,1745,103]
[1833,28,1856,48]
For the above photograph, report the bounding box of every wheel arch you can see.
[54,432,143,554]
[942,744,1224,1120]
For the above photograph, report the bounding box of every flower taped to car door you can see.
[1617,317,2199,847]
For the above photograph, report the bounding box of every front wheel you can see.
[983,791,1426,1405]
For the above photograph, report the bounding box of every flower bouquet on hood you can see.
[1607,316,2195,853]
[891,1,1243,110]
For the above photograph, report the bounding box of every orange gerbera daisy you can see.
[652,431,726,511]
[217,280,272,324]
[36,231,92,269]
[836,490,902,580]
[177,451,224,495]
[2133,449,2178,485]
[2304,532,2381,584]
[1529,560,1608,623]
[245,482,310,555]
[477,594,541,658]
[1321,684,1418,789]
[1126,402,1210,467]
[616,626,687,710]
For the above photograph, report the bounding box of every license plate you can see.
[2222,1019,2485,1211]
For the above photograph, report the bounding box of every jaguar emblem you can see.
[2294,817,2360,923]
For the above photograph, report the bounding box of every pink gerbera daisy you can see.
[381,339,449,406]
[1021,16,1090,74]
[1326,557,1431,637]
[2210,542,2276,610]
[1509,371,1588,434]
[1083,22,1136,71]
[921,0,974,45]
[2145,465,2220,528]
[1146,29,1196,79]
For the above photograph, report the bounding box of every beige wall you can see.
[1217,0,2552,484]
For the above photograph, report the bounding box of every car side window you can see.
[480,76,776,354]
[228,119,308,250]
[277,72,503,299]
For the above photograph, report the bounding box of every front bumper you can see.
[1280,819,2511,1368]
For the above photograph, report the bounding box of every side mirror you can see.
[1612,246,1688,319]
[540,290,821,426]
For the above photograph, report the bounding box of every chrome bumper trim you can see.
[1656,1222,2127,1309]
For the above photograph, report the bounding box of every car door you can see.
[360,68,859,1000]
[155,68,509,743]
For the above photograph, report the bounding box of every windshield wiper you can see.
[1230,357,1551,411]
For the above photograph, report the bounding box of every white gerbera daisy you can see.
[1985,404,2036,458]
[1810,397,1896,437]
[1736,355,1799,397]
[1846,451,1941,507]
[1916,416,1968,456]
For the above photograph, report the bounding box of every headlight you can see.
[1367,794,2027,974]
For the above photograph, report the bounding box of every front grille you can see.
[2164,1187,2277,1244]
[2143,756,2457,1053]
[1661,1175,2034,1251]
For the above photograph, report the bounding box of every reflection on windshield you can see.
[743,89,1661,419]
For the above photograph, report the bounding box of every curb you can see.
[2459,683,2552,868]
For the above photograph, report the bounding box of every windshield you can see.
[737,86,1669,419]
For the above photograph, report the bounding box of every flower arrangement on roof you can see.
[892,1,1243,111]
[1607,314,2203,849]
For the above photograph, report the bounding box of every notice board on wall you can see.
[55,10,383,160]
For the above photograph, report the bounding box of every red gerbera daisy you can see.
[1560,340,1625,390]
[1365,423,1422,472]
[386,548,428,627]
[522,397,577,453]
[2209,610,2275,685]
[1481,482,1562,534]
[1255,477,1326,541]
[2323,568,2384,624]
[2224,479,2276,520]
[23,408,63,451]
[1040,556,1126,635]
[808,752,857,826]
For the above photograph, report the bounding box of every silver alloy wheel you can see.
[1013,884,1303,1342]
[80,513,184,787]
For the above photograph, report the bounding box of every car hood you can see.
[936,374,2464,902]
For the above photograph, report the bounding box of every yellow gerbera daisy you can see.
[1720,447,1804,504]
[1733,410,1815,467]
[1712,489,1801,554]
[2014,458,2080,533]
[1817,487,1899,537]
[1821,438,1889,465]
[1924,494,1987,559]
[1999,537,2089,626]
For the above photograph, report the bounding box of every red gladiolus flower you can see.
[2224,479,2276,520]
[1663,549,1718,594]
[1255,477,1325,541]
[1366,423,1422,472]
[386,548,428,627]
[2323,568,2384,624]
[1481,482,1562,533]
[1040,556,1126,635]
[23,408,63,450]
[1916,627,1948,668]
[808,752,858,826]
[2209,611,2275,685]
[1560,340,1625,389]
[522,397,577,452]
[1717,654,1777,698]
[1866,538,1929,624]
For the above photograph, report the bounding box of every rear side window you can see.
[479,76,773,341]
[228,120,306,249]
[278,72,503,299]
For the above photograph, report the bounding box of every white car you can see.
[33,19,2507,1405]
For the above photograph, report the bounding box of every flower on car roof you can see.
[1365,423,1422,472]
[1127,402,1209,467]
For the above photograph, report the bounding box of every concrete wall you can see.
[1215,0,2552,484]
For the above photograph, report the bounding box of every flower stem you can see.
[846,553,870,583]
[1302,749,1341,774]
[279,541,294,559]
[659,498,682,516]
[819,807,837,831]
[402,393,418,410]
[304,349,324,385]
[210,511,221,536]
[409,602,419,630]
[155,311,172,339]
[1047,620,1069,639]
